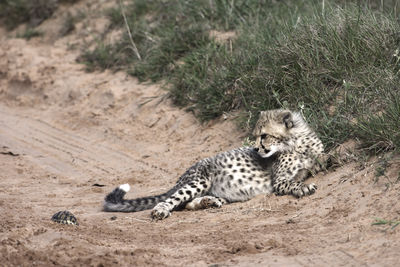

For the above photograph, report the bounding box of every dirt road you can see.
[1,1,400,266]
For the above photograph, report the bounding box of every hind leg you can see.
[185,196,227,210]
[151,180,211,220]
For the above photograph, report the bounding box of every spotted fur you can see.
[103,109,324,220]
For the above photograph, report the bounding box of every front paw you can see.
[294,183,317,198]
[200,196,223,208]
[151,203,171,221]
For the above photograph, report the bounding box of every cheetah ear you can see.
[282,111,294,129]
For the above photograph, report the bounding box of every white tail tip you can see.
[119,183,131,192]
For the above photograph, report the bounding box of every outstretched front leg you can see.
[151,180,211,220]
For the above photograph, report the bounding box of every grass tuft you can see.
[16,28,42,40]
[372,218,400,230]
[0,0,81,30]
[356,93,400,153]
[0,0,58,29]
[80,0,400,153]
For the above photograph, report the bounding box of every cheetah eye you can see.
[260,134,267,139]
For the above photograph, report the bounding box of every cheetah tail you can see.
[103,184,171,212]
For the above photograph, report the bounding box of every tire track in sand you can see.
[0,104,139,180]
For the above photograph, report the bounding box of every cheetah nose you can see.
[254,147,259,152]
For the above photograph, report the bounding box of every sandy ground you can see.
[1,1,400,266]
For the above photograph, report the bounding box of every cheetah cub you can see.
[104,109,324,220]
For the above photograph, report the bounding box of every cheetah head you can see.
[252,109,306,158]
